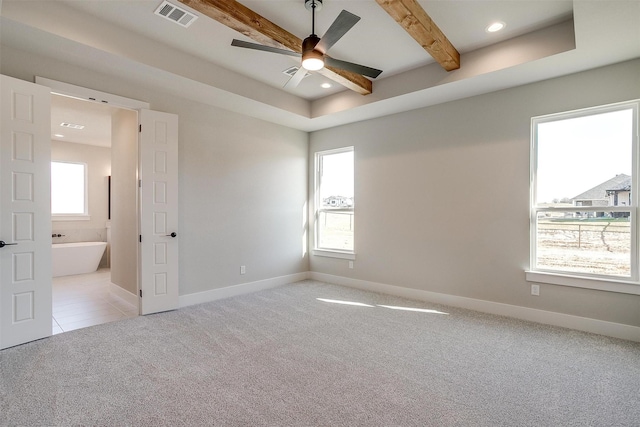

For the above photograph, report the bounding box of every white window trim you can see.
[528,100,640,293]
[314,146,355,257]
[52,215,91,222]
[525,270,640,295]
[51,160,89,219]
[312,249,356,260]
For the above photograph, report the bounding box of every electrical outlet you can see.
[348,261,354,269]
[531,284,540,296]
[240,265,246,275]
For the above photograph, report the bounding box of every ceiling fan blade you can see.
[324,57,383,79]
[283,66,308,89]
[315,10,360,54]
[231,39,300,58]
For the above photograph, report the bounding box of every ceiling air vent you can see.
[154,1,197,28]
[282,66,310,78]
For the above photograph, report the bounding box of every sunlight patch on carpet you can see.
[377,304,449,315]
[316,298,375,307]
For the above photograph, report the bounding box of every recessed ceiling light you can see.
[54,134,65,138]
[486,21,506,33]
[321,83,332,89]
[60,122,85,130]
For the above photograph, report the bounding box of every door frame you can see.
[36,77,150,310]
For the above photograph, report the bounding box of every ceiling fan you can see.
[230,0,383,89]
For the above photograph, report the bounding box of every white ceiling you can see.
[51,95,120,147]
[1,0,639,135]
[52,0,574,100]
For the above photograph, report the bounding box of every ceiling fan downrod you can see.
[305,0,323,36]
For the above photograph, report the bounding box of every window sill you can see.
[52,215,91,221]
[313,249,356,260]
[525,270,640,295]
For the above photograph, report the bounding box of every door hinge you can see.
[139,235,142,243]
[139,289,142,298]
[139,179,142,188]
[139,124,142,132]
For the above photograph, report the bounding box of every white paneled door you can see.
[139,109,179,315]
[0,75,52,349]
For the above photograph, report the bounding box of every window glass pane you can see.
[51,162,86,214]
[536,211,631,277]
[536,109,632,205]
[317,149,354,251]
[319,150,354,204]
[318,211,354,250]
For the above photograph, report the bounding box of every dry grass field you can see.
[537,219,631,276]
[318,211,354,251]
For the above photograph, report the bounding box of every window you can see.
[51,161,89,219]
[314,147,354,258]
[529,100,639,293]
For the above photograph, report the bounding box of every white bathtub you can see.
[52,242,107,277]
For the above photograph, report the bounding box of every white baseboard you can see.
[179,272,311,308]
[310,272,640,343]
[109,282,138,307]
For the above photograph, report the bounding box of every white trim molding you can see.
[179,272,311,308]
[52,215,91,221]
[526,270,640,295]
[109,282,139,308]
[35,77,150,110]
[312,249,355,260]
[310,272,640,343]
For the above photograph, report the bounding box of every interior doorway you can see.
[50,94,140,333]
[1,75,179,349]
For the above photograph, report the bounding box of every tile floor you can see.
[52,268,138,334]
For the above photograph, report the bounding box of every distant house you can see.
[571,174,631,217]
[323,196,353,208]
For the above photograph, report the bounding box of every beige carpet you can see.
[1,280,639,426]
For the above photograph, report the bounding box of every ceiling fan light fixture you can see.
[302,50,324,71]
[301,34,324,71]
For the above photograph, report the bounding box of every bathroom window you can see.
[51,161,89,220]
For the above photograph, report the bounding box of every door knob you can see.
[0,240,18,248]
[165,232,177,238]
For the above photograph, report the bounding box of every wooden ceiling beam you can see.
[178,0,372,95]
[375,0,460,71]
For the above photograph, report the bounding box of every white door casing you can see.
[139,109,179,315]
[0,75,52,349]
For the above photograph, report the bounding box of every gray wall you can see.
[110,109,138,294]
[177,99,309,294]
[1,45,310,297]
[309,59,640,328]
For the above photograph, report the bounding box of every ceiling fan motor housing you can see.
[302,35,322,54]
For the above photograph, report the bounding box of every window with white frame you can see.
[529,100,639,288]
[51,161,88,218]
[315,147,354,256]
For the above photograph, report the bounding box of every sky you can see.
[51,161,86,214]
[321,150,354,198]
[536,108,633,203]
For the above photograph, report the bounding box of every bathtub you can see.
[52,242,107,277]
